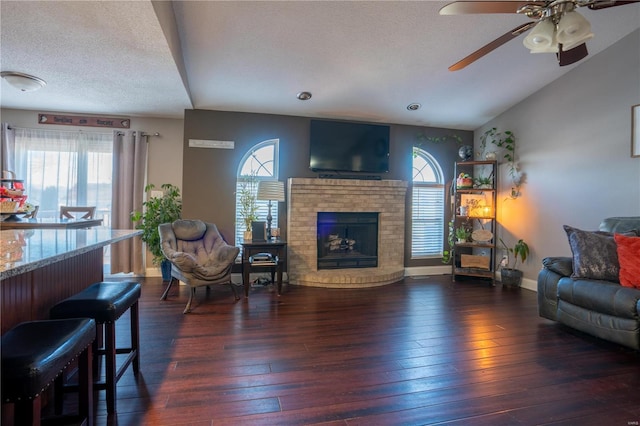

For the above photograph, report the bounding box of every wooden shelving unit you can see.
[451,160,497,283]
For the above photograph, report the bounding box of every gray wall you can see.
[477,29,640,285]
[0,109,184,195]
[182,109,473,266]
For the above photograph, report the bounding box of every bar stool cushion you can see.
[1,318,96,401]
[50,281,141,323]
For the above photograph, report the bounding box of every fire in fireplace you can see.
[317,212,378,269]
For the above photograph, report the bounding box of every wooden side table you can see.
[241,240,287,297]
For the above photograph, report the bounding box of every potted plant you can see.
[237,176,258,240]
[455,225,471,243]
[499,238,529,287]
[130,183,182,280]
[473,175,493,189]
[478,127,523,198]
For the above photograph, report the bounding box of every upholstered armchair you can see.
[159,219,240,313]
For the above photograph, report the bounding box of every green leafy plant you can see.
[473,175,492,188]
[442,218,455,264]
[455,225,471,242]
[417,133,463,145]
[130,183,182,266]
[499,238,529,270]
[479,127,522,198]
[237,175,259,232]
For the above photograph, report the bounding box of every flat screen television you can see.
[309,119,390,174]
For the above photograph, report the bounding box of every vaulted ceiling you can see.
[1,1,638,130]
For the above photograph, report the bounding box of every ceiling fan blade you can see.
[587,0,640,11]
[439,1,546,15]
[557,43,589,66]
[448,22,536,71]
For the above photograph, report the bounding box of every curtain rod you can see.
[115,131,161,138]
[7,125,111,135]
[8,126,160,138]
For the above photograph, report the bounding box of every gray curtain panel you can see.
[110,130,147,275]
[1,123,16,174]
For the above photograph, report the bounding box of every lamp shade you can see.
[0,71,46,92]
[256,180,285,202]
[523,19,558,53]
[556,10,593,50]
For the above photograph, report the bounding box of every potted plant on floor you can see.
[499,238,529,287]
[131,183,182,280]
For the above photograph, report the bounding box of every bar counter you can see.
[0,227,141,334]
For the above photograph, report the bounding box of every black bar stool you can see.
[1,318,96,426]
[50,281,141,414]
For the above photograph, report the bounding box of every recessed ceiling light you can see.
[297,91,312,101]
[407,103,421,111]
[1,71,46,92]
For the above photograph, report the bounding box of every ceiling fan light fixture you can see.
[561,32,593,50]
[523,19,557,53]
[556,10,592,47]
[1,71,46,92]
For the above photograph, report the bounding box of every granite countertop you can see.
[0,228,141,279]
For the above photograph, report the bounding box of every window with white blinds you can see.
[412,148,445,258]
[234,139,280,246]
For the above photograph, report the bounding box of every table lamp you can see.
[256,180,285,240]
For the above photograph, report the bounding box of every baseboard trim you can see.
[143,266,537,292]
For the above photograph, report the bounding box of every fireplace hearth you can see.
[287,178,408,288]
[317,212,378,269]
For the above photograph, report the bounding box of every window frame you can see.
[234,139,280,246]
[411,147,445,259]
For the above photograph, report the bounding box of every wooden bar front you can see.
[0,228,140,335]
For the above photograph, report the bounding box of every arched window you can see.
[412,148,445,258]
[235,139,280,245]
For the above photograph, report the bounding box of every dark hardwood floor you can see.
[83,275,639,425]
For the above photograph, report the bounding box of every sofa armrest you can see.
[542,256,573,277]
[537,268,561,321]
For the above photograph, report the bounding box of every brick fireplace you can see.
[287,178,408,288]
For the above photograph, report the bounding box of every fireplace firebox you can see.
[317,212,378,270]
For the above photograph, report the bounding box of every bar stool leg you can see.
[130,301,140,374]
[78,344,94,425]
[104,322,117,414]
[14,397,41,426]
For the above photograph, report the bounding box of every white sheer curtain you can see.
[12,127,112,220]
[110,130,147,275]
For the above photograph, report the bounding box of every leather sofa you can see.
[537,217,640,350]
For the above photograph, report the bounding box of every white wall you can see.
[477,29,640,288]
[0,109,184,191]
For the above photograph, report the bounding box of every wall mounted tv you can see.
[309,119,390,174]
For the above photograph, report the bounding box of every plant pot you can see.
[160,259,172,282]
[501,268,523,287]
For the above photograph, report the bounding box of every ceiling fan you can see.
[440,1,640,71]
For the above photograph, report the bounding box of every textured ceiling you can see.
[1,1,639,130]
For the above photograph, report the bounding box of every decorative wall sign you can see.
[38,113,130,129]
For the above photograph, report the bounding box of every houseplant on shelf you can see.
[499,238,529,287]
[130,183,182,280]
[237,176,259,240]
[455,225,471,243]
[478,127,523,199]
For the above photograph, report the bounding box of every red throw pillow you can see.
[614,233,640,289]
